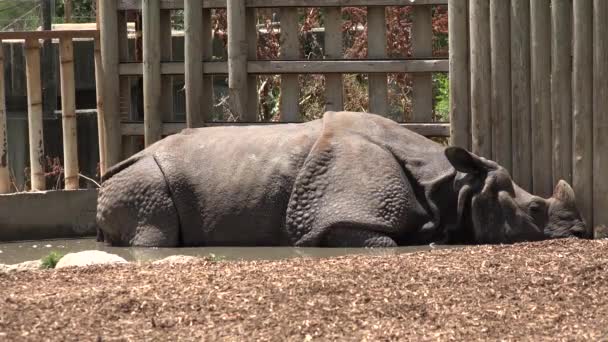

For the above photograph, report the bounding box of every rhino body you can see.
[96,111,587,247]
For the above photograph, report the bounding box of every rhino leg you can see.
[322,227,397,247]
[96,156,180,247]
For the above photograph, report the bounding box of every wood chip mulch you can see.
[1,238,607,341]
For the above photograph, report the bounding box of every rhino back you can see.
[152,121,322,246]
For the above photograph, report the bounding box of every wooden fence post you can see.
[367,6,388,116]
[246,7,258,121]
[59,38,79,190]
[228,0,248,121]
[412,5,433,122]
[324,7,343,112]
[24,38,45,191]
[449,0,470,149]
[469,0,491,158]
[94,37,107,177]
[202,8,213,121]
[551,0,572,185]
[98,0,122,171]
[490,0,511,171]
[573,0,593,231]
[160,9,174,122]
[593,0,608,231]
[510,0,531,190]
[530,0,552,197]
[185,0,204,127]
[0,42,9,193]
[280,8,300,121]
[142,0,162,146]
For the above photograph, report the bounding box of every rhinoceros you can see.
[96,111,588,247]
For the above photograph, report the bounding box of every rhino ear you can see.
[553,180,576,203]
[445,146,495,174]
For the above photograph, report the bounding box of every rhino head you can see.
[445,147,588,244]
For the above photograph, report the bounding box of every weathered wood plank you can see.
[551,0,572,186]
[490,0,511,171]
[118,0,449,10]
[0,30,98,40]
[59,38,79,190]
[118,59,449,75]
[367,6,388,115]
[142,0,162,146]
[324,7,344,112]
[572,0,593,231]
[24,39,45,191]
[201,8,213,121]
[246,8,259,121]
[94,38,107,177]
[185,0,204,127]
[469,0,491,158]
[0,42,9,193]
[448,0,470,149]
[530,0,552,197]
[118,11,137,159]
[510,0,531,190]
[99,0,122,169]
[227,0,249,120]
[593,0,608,230]
[160,10,174,122]
[412,5,433,122]
[121,122,451,137]
[280,7,300,122]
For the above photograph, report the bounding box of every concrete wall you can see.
[0,189,97,241]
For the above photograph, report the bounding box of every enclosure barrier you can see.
[100,0,449,172]
[0,30,101,193]
[448,0,605,234]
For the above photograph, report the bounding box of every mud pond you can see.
[0,238,463,264]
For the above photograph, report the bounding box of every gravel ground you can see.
[1,238,607,341]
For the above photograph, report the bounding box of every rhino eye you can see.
[529,201,545,215]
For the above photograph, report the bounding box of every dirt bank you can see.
[1,238,607,341]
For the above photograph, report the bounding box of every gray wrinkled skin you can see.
[96,111,589,247]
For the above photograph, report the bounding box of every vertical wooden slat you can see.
[202,8,213,121]
[412,5,433,122]
[593,0,608,231]
[185,0,204,127]
[246,8,258,121]
[98,0,122,170]
[469,0,491,158]
[367,6,388,116]
[530,0,552,197]
[490,0,511,171]
[0,42,9,193]
[280,8,299,122]
[551,0,572,185]
[449,0,470,149]
[324,7,343,112]
[94,38,107,177]
[118,11,137,159]
[24,39,45,191]
[510,0,531,190]
[160,9,174,122]
[59,38,79,190]
[573,0,593,231]
[227,0,248,121]
[143,0,162,146]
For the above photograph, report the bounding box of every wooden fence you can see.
[448,0,606,233]
[100,0,449,172]
[0,29,102,193]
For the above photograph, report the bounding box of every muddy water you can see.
[0,238,463,264]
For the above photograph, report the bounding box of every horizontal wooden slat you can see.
[121,121,450,137]
[119,59,448,75]
[119,0,447,10]
[0,30,99,40]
